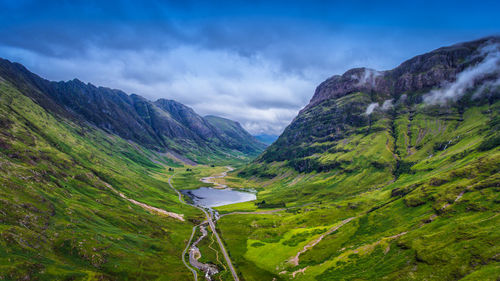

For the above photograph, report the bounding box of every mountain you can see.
[257,36,499,171]
[254,134,279,145]
[0,59,264,279]
[0,59,265,163]
[205,115,267,155]
[0,67,202,279]
[1,36,499,281]
[225,37,500,280]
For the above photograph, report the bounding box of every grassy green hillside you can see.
[205,115,267,156]
[0,78,207,280]
[215,39,500,280]
[1,37,499,281]
[0,58,265,166]
[217,97,499,281]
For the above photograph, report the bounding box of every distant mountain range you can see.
[0,59,265,163]
[253,134,279,145]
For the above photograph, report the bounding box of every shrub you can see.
[394,161,415,177]
[404,194,427,207]
[256,200,286,209]
[429,177,449,186]
[250,242,265,247]
[477,134,500,151]
[391,185,413,197]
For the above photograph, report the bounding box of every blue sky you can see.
[0,0,499,134]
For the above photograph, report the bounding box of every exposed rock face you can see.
[0,59,265,160]
[258,36,500,172]
[307,36,499,109]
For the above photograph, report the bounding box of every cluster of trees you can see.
[255,200,286,208]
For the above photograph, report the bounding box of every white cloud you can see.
[423,43,500,105]
[381,99,393,110]
[472,78,500,99]
[353,68,383,87]
[0,44,315,135]
[365,103,379,115]
[364,98,393,115]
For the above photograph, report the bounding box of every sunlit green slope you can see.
[218,37,500,280]
[0,77,204,280]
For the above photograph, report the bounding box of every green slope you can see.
[217,38,500,280]
[0,58,265,165]
[219,102,499,280]
[205,115,267,156]
[0,77,204,280]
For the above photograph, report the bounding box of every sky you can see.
[0,0,499,135]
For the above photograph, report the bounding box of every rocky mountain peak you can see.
[308,36,500,109]
[259,36,500,171]
[0,59,266,161]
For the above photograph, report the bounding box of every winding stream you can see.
[174,167,251,281]
[188,225,219,279]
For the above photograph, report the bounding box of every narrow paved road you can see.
[168,175,240,281]
[182,225,199,280]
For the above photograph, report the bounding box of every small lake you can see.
[181,187,256,207]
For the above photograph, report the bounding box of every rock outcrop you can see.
[257,36,500,172]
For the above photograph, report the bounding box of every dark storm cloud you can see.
[0,0,499,134]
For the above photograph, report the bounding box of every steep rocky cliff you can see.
[258,36,500,172]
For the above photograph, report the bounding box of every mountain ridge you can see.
[225,36,500,281]
[0,58,265,163]
[204,115,267,154]
[257,36,500,169]
[253,134,278,145]
[306,36,499,109]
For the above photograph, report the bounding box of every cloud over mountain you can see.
[0,0,498,134]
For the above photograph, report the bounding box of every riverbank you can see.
[168,168,240,281]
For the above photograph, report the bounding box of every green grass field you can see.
[0,79,206,280]
[1,63,499,280]
[215,100,500,280]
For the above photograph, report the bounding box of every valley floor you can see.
[1,75,499,280]
[213,170,499,281]
[162,151,500,281]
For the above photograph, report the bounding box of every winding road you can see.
[182,225,199,280]
[168,172,240,281]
